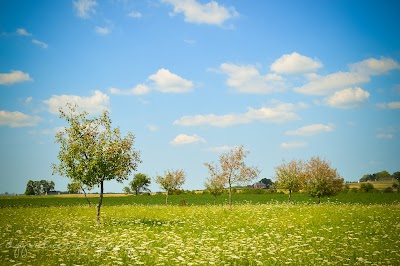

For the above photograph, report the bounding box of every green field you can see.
[1,193,399,265]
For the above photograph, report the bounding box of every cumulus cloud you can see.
[174,101,304,127]
[43,90,110,115]
[324,87,370,109]
[16,28,32,36]
[0,110,41,128]
[376,101,400,109]
[376,133,393,139]
[219,63,285,94]
[294,72,369,95]
[162,0,238,26]
[149,68,193,93]
[0,70,32,85]
[170,134,206,145]
[110,84,150,95]
[129,11,142,18]
[32,39,48,48]
[350,57,400,76]
[270,52,322,74]
[73,0,97,18]
[206,145,231,152]
[280,141,307,149]
[95,26,112,36]
[295,57,399,96]
[286,123,334,136]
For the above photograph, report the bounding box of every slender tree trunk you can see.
[214,195,216,205]
[317,195,321,204]
[97,181,104,224]
[165,191,169,205]
[82,186,91,207]
[288,189,292,203]
[228,182,232,209]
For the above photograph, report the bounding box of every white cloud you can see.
[25,97,33,103]
[206,145,231,152]
[286,123,334,136]
[219,63,285,94]
[376,101,400,109]
[28,126,65,135]
[129,11,142,18]
[16,28,32,36]
[170,134,206,145]
[95,26,111,35]
[280,141,308,149]
[174,101,304,127]
[110,84,151,95]
[270,52,323,74]
[376,133,393,139]
[163,0,238,26]
[294,72,369,95]
[146,124,159,132]
[350,57,400,76]
[43,90,110,115]
[324,87,370,109]
[32,39,48,48]
[0,70,32,85]
[149,68,193,93]
[73,0,97,18]
[0,110,41,128]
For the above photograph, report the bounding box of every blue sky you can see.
[1,0,399,194]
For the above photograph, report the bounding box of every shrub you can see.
[383,187,394,193]
[359,183,375,193]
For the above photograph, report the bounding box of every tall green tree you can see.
[304,156,343,204]
[204,146,259,208]
[155,169,186,205]
[274,159,305,203]
[130,173,151,195]
[25,180,35,195]
[52,104,141,222]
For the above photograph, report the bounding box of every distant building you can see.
[252,182,267,189]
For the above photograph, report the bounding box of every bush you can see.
[383,187,394,193]
[350,188,358,193]
[242,188,266,194]
[359,183,375,193]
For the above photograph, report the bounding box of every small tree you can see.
[204,146,259,208]
[360,182,375,193]
[155,169,186,205]
[123,186,132,194]
[204,170,225,205]
[304,156,343,204]
[274,159,305,203]
[52,104,141,222]
[260,178,273,189]
[130,173,151,195]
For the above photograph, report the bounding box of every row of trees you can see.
[274,158,344,203]
[25,180,55,195]
[360,170,400,182]
[51,104,343,221]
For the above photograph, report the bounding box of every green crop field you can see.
[1,193,399,265]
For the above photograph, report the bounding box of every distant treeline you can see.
[360,170,400,182]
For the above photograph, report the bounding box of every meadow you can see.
[1,193,399,265]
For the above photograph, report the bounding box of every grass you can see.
[1,193,399,265]
[1,192,399,208]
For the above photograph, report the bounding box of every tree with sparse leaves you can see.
[52,104,141,223]
[274,159,305,203]
[204,171,225,205]
[155,169,186,205]
[303,156,343,204]
[130,173,151,195]
[204,146,259,208]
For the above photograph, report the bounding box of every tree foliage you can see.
[25,180,55,195]
[360,170,392,182]
[130,173,151,195]
[52,104,141,222]
[204,171,225,204]
[274,159,304,202]
[204,146,259,207]
[303,157,343,203]
[155,169,186,204]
